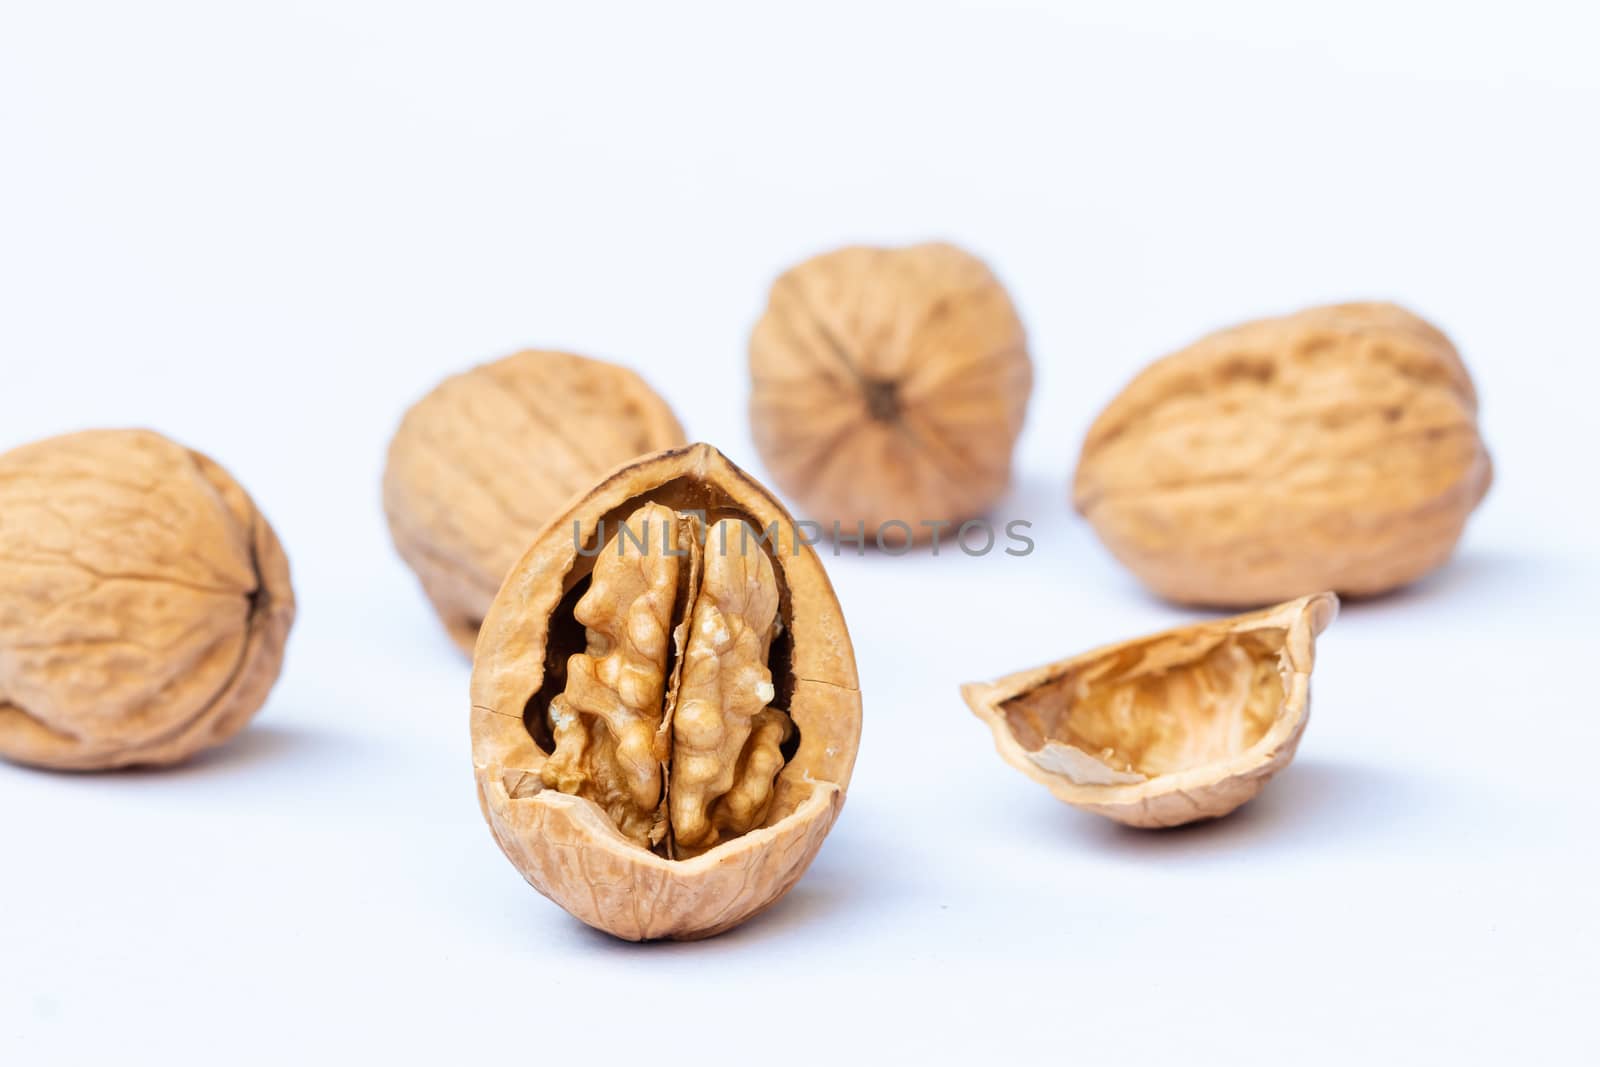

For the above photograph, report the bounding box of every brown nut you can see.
[0,429,295,770]
[962,593,1336,828]
[1074,303,1492,606]
[470,442,861,940]
[384,350,686,655]
[749,242,1032,544]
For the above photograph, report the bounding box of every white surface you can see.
[2,2,1597,1063]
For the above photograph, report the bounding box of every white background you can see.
[2,2,1597,1063]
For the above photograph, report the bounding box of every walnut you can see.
[749,242,1032,544]
[0,429,295,770]
[383,350,686,654]
[471,443,860,940]
[537,502,687,847]
[1074,303,1493,605]
[667,518,790,858]
[963,593,1336,828]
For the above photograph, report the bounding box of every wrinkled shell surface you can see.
[471,443,861,940]
[384,349,686,654]
[1074,303,1492,606]
[749,242,1032,542]
[0,429,295,770]
[962,593,1336,828]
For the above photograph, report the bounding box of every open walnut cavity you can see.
[536,505,791,858]
[962,594,1336,828]
[471,444,860,940]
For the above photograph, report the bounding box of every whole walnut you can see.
[0,429,295,770]
[383,350,686,654]
[1074,302,1493,606]
[749,242,1032,544]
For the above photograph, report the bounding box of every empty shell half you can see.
[961,593,1337,828]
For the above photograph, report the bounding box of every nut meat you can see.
[749,242,1032,543]
[384,349,686,654]
[0,429,295,770]
[471,443,860,940]
[962,593,1336,828]
[1074,303,1492,605]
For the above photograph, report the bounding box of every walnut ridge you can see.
[962,593,1336,828]
[1074,302,1492,605]
[470,443,860,940]
[384,349,686,655]
[749,242,1032,543]
[0,429,295,770]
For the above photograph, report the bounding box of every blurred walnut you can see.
[0,429,295,770]
[1074,303,1493,606]
[964,593,1336,828]
[749,243,1032,544]
[383,350,686,654]
[472,443,861,940]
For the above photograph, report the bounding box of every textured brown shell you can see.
[1074,303,1492,606]
[749,242,1032,541]
[0,429,295,770]
[470,443,861,940]
[962,593,1336,828]
[384,350,686,654]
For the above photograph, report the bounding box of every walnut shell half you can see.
[749,242,1032,543]
[0,429,295,770]
[384,350,686,655]
[1074,303,1492,606]
[962,593,1336,828]
[470,443,861,940]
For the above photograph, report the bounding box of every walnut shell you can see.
[749,242,1032,543]
[1074,303,1492,606]
[384,350,686,654]
[0,429,295,770]
[963,593,1336,828]
[471,443,861,940]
